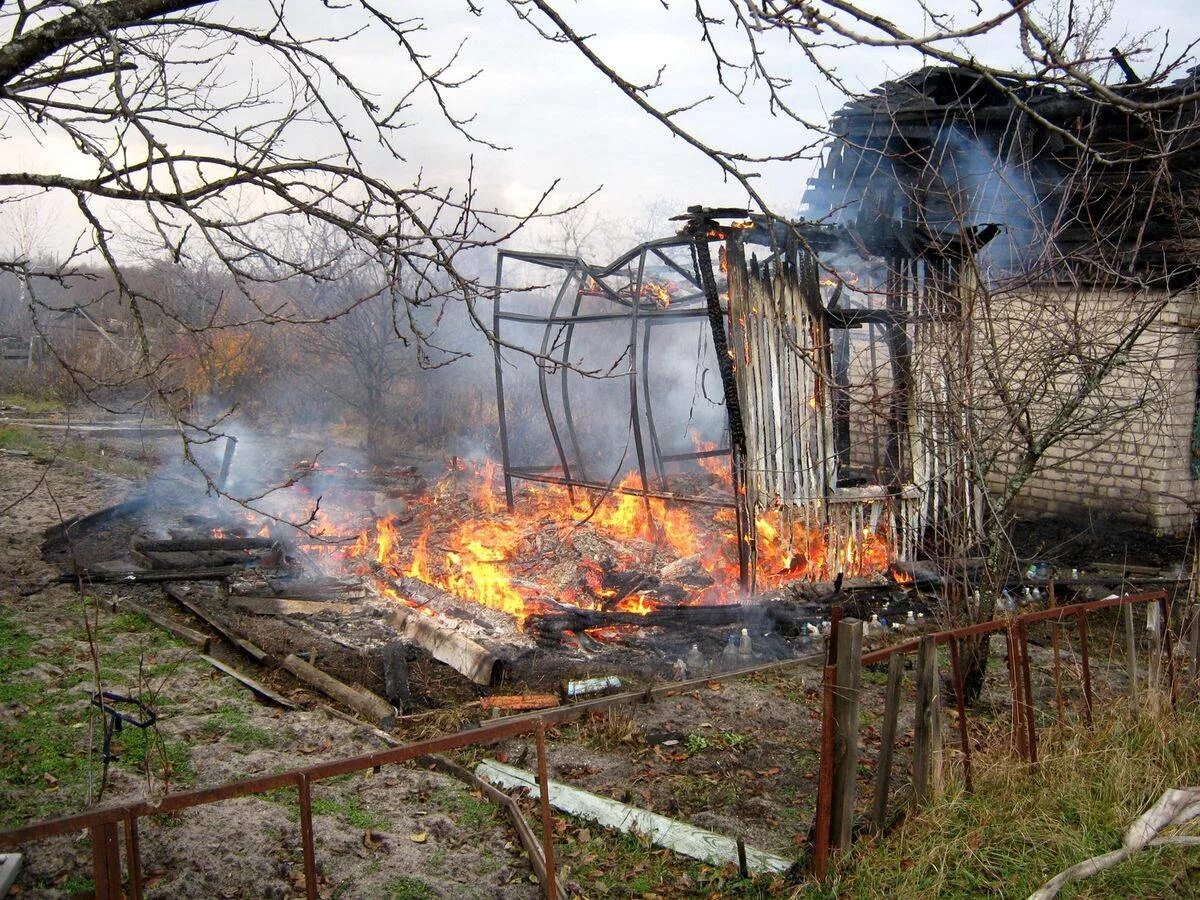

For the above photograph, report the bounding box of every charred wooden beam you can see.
[132,536,280,553]
[281,653,397,727]
[391,607,505,687]
[163,584,269,663]
[60,566,243,584]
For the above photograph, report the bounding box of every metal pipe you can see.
[536,269,582,503]
[812,663,837,879]
[298,774,317,900]
[534,720,558,900]
[627,247,656,523]
[492,254,515,510]
[1018,620,1037,763]
[1077,612,1093,726]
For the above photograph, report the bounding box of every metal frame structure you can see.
[493,209,996,589]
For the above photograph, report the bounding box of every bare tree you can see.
[0,0,569,490]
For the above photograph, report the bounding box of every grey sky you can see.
[2,1,1197,257]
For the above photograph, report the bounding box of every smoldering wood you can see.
[391,607,504,687]
[133,536,280,553]
[163,584,269,663]
[41,495,149,549]
[280,653,396,729]
[109,597,212,651]
[198,654,295,708]
[386,575,517,635]
[380,641,410,708]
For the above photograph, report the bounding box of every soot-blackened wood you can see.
[41,495,149,549]
[527,604,749,635]
[391,607,504,687]
[61,565,243,584]
[163,584,268,663]
[132,536,280,553]
[380,641,411,708]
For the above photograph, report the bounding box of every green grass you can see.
[385,875,436,899]
[310,793,390,831]
[431,785,499,828]
[805,705,1200,898]
[0,390,65,414]
[200,702,276,750]
[0,424,149,479]
[555,820,788,897]
[0,609,194,826]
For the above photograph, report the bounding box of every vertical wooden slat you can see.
[870,651,905,831]
[912,635,942,805]
[831,618,863,849]
[1125,602,1140,711]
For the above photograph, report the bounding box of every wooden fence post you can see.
[869,651,905,832]
[1124,602,1139,712]
[912,635,942,805]
[830,618,863,849]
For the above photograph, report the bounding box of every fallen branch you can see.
[476,759,795,876]
[1030,787,1200,899]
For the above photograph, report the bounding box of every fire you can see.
[223,451,893,628]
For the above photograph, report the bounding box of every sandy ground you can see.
[0,444,539,899]
[0,421,1172,899]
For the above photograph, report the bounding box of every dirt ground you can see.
[2,418,1187,899]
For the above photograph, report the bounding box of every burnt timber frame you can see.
[492,210,994,587]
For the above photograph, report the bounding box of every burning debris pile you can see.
[42,452,916,700]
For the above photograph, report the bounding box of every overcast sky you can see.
[2,1,1198,259]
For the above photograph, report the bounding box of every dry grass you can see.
[804,699,1200,898]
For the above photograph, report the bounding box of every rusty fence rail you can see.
[811,589,1176,878]
[0,716,563,900]
[2,589,1187,896]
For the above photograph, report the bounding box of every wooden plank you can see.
[475,760,793,875]
[281,654,396,729]
[230,596,360,616]
[1125,602,1139,710]
[63,566,242,584]
[111,598,211,651]
[912,634,942,805]
[198,654,295,708]
[869,651,905,833]
[163,584,268,663]
[831,618,863,849]
[133,536,279,553]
